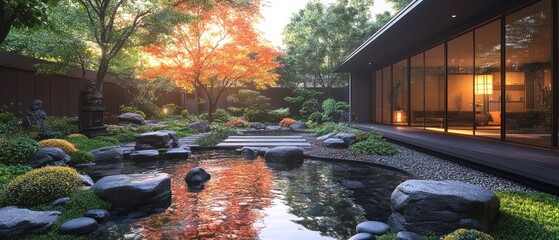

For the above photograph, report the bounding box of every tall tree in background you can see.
[0,0,58,44]
[143,0,280,122]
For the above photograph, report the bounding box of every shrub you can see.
[279,118,297,127]
[227,89,271,121]
[119,105,147,119]
[70,150,95,165]
[308,112,323,124]
[3,166,82,206]
[66,133,87,138]
[268,108,290,122]
[67,136,120,152]
[0,137,40,165]
[46,116,79,136]
[284,88,322,119]
[492,190,559,240]
[0,164,32,188]
[349,139,398,156]
[442,229,494,240]
[39,139,77,155]
[314,122,354,136]
[162,103,182,116]
[213,108,233,122]
[181,109,189,118]
[226,118,249,128]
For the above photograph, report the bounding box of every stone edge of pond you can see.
[304,154,417,179]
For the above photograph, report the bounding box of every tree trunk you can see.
[0,5,15,44]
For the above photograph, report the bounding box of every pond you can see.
[90,151,409,240]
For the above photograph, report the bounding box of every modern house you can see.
[336,0,558,149]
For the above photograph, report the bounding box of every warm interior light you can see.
[396,111,402,122]
[451,14,457,18]
[475,74,493,95]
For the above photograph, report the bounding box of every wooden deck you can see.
[354,123,559,194]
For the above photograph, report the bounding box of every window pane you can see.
[375,70,382,123]
[410,53,425,128]
[505,0,552,146]
[383,67,392,124]
[425,44,446,131]
[447,32,474,135]
[393,59,408,125]
[475,20,502,139]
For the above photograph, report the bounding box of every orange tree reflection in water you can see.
[138,157,274,239]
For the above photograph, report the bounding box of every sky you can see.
[256,0,394,47]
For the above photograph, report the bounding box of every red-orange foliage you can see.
[279,118,297,127]
[143,1,280,121]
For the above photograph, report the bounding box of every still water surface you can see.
[91,151,409,240]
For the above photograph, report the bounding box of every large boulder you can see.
[91,146,123,164]
[118,113,145,125]
[135,131,178,150]
[26,147,71,168]
[289,122,309,131]
[388,180,500,235]
[129,150,159,162]
[189,120,211,133]
[250,122,267,130]
[264,147,304,164]
[323,138,347,148]
[0,206,61,238]
[335,132,356,145]
[58,217,98,236]
[185,167,211,191]
[91,173,172,214]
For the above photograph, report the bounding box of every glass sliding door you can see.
[410,53,425,128]
[393,59,409,125]
[475,20,502,139]
[375,70,383,123]
[505,0,552,146]
[383,66,392,124]
[424,44,446,131]
[447,32,474,135]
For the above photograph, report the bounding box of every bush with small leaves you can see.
[442,229,494,240]
[70,150,95,165]
[279,118,297,127]
[181,109,189,118]
[226,118,249,128]
[349,139,398,156]
[66,133,88,138]
[39,139,77,155]
[3,166,82,206]
[0,164,32,188]
[213,108,233,122]
[0,137,40,165]
[46,116,79,136]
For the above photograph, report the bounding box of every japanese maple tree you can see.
[143,0,280,122]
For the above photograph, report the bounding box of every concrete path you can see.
[216,135,311,148]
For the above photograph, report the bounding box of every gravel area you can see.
[303,134,536,193]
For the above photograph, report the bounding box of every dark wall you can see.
[350,71,372,123]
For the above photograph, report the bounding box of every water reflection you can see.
[91,151,408,240]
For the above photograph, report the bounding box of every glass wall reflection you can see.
[393,59,409,125]
[383,66,392,124]
[375,70,383,123]
[424,44,446,131]
[475,20,502,139]
[447,32,474,135]
[410,53,425,128]
[505,0,552,146]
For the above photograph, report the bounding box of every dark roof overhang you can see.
[334,0,535,73]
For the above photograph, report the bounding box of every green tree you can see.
[0,0,58,44]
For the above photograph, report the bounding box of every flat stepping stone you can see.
[58,217,98,236]
[129,150,159,161]
[84,209,110,223]
[163,148,191,159]
[227,136,304,139]
[216,142,311,147]
[356,221,390,235]
[223,139,307,142]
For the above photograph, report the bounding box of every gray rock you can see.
[129,150,160,162]
[324,138,347,148]
[388,180,500,235]
[241,147,259,160]
[264,147,304,164]
[80,174,95,186]
[396,231,421,240]
[250,122,267,130]
[27,147,71,168]
[237,147,270,156]
[91,173,172,214]
[316,132,335,141]
[356,221,390,235]
[118,113,145,125]
[289,122,309,131]
[84,209,110,224]
[74,163,95,171]
[135,131,178,150]
[0,206,61,238]
[185,167,211,191]
[189,120,211,133]
[91,146,123,164]
[348,232,374,240]
[163,147,190,159]
[265,125,282,131]
[52,197,70,206]
[58,217,98,236]
[88,162,123,182]
[335,132,356,145]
